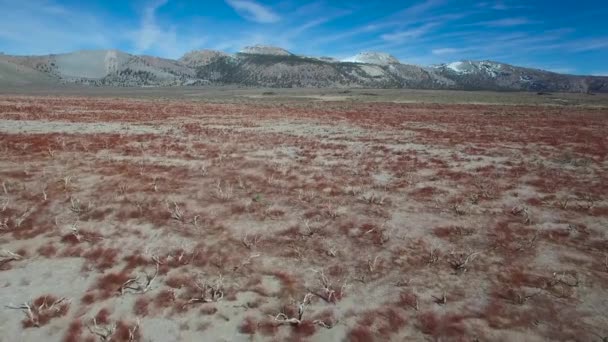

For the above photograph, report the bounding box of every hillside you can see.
[1,47,607,93]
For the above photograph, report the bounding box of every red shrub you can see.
[112,320,142,342]
[81,293,96,305]
[239,317,257,335]
[37,244,58,257]
[347,325,375,342]
[154,289,176,308]
[165,273,193,289]
[95,271,132,298]
[123,253,151,271]
[22,295,70,328]
[95,308,112,325]
[64,319,84,342]
[417,311,465,337]
[83,247,120,270]
[292,320,317,337]
[134,296,150,316]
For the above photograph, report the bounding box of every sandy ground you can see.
[0,94,607,341]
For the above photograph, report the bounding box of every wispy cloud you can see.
[432,47,472,55]
[130,0,205,58]
[399,0,445,17]
[570,38,608,52]
[0,0,113,54]
[133,0,169,52]
[475,17,538,27]
[381,23,439,42]
[225,0,280,23]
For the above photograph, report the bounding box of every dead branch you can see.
[313,319,338,329]
[87,318,116,341]
[214,181,233,201]
[367,255,380,273]
[507,289,541,305]
[311,270,346,303]
[120,260,160,295]
[432,291,447,305]
[15,208,32,227]
[167,201,184,222]
[6,297,69,327]
[185,275,224,306]
[511,205,531,224]
[272,293,313,326]
[361,193,385,205]
[69,197,92,214]
[551,272,579,288]
[325,244,338,257]
[449,251,480,273]
[427,248,440,265]
[242,234,262,250]
[516,230,540,252]
[0,250,23,267]
[62,176,73,191]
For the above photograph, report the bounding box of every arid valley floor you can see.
[0,89,607,341]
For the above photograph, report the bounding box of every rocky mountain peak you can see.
[344,52,400,66]
[240,45,293,56]
[179,50,230,67]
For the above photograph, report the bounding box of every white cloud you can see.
[133,0,169,52]
[399,0,445,17]
[130,0,206,58]
[381,23,439,42]
[432,47,468,55]
[0,0,113,54]
[225,0,280,23]
[475,17,537,27]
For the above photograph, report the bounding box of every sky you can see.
[1,0,607,75]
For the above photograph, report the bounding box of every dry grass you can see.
[0,94,607,341]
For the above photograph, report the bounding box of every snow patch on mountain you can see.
[447,61,467,73]
[240,45,292,56]
[179,50,230,67]
[344,52,400,66]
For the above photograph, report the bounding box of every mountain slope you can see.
[0,58,56,86]
[1,48,607,93]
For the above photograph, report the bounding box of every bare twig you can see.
[242,234,262,250]
[6,297,69,327]
[69,197,92,214]
[120,260,160,295]
[214,181,233,201]
[1,250,23,267]
[87,318,117,341]
[311,270,346,303]
[506,289,541,305]
[432,291,447,305]
[449,251,480,273]
[272,293,313,326]
[367,255,380,273]
[167,201,184,222]
[185,275,224,305]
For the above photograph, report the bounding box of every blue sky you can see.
[1,0,607,75]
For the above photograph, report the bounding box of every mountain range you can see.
[1,45,606,93]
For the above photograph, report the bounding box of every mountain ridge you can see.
[1,47,606,93]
